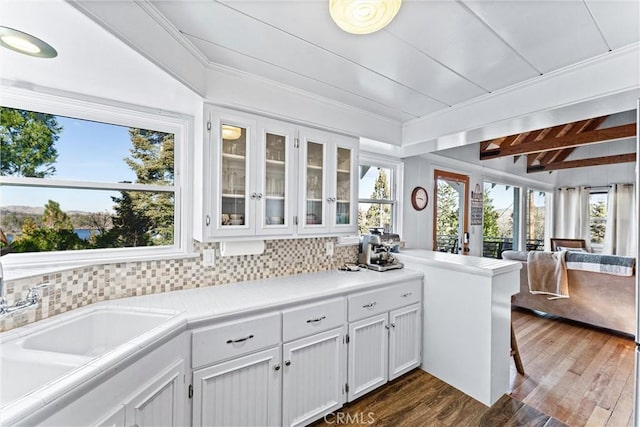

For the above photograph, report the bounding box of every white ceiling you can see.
[97,0,639,124]
[1,0,638,151]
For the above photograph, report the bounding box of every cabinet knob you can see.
[256,192,263,200]
[274,364,281,371]
[285,360,291,366]
[391,323,396,328]
[250,192,257,200]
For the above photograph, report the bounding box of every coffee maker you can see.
[358,230,404,272]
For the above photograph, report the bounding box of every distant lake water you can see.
[6,228,100,242]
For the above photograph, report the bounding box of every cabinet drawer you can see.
[387,280,422,311]
[282,297,346,342]
[192,312,281,369]
[348,280,422,322]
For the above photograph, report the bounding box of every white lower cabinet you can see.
[97,359,186,427]
[347,313,389,401]
[192,346,282,427]
[282,327,346,427]
[347,301,422,402]
[123,359,186,427]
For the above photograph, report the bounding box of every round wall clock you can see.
[411,186,428,211]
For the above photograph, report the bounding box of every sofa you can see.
[502,250,636,336]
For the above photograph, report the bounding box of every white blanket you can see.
[527,250,569,299]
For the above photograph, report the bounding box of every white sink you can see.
[0,357,80,406]
[20,307,176,357]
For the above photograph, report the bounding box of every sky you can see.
[2,115,138,212]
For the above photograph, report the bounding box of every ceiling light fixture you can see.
[329,0,402,35]
[0,26,57,58]
[222,125,242,140]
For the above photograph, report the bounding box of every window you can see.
[482,181,520,258]
[357,155,402,235]
[525,189,546,251]
[0,92,190,267]
[588,191,607,253]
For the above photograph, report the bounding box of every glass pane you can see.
[526,190,545,251]
[359,165,392,201]
[264,132,286,226]
[220,124,247,226]
[0,107,174,185]
[358,202,393,234]
[589,192,607,252]
[1,185,174,252]
[435,179,461,253]
[306,141,323,225]
[482,182,520,258]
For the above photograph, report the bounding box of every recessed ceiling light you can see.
[330,0,402,35]
[0,26,57,58]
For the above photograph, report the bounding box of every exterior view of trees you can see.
[0,107,175,253]
[358,168,392,234]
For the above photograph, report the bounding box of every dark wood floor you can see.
[311,308,635,426]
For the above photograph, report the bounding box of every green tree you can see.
[435,181,459,237]
[482,191,499,238]
[590,199,607,243]
[116,128,175,245]
[104,192,152,248]
[0,107,61,177]
[364,169,391,233]
[42,200,74,231]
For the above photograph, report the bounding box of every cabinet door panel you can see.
[125,359,185,427]
[282,327,346,427]
[193,346,281,427]
[257,120,296,236]
[389,303,422,380]
[347,314,388,401]
[211,110,256,237]
[332,140,357,231]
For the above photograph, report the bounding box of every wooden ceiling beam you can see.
[527,153,636,173]
[481,123,636,160]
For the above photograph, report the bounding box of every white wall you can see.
[402,152,556,255]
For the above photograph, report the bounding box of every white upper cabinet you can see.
[198,105,357,240]
[298,128,357,235]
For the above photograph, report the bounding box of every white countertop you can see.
[396,249,522,277]
[0,267,423,423]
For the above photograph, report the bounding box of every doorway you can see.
[433,169,470,255]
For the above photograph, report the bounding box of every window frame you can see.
[357,152,404,236]
[524,188,548,251]
[0,88,194,272]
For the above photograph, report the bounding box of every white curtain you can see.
[604,184,636,256]
[554,186,590,243]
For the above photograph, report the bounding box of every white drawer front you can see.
[282,297,346,342]
[388,280,422,310]
[348,280,422,322]
[192,312,281,369]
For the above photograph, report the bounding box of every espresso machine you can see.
[358,231,404,272]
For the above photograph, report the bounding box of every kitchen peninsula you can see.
[395,250,522,406]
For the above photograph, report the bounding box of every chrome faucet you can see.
[0,261,49,316]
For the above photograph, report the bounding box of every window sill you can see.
[1,251,200,281]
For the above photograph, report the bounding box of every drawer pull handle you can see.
[306,316,326,323]
[401,292,412,298]
[363,302,376,308]
[226,334,254,344]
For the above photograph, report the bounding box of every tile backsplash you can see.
[0,237,358,332]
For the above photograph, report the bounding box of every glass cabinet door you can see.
[305,141,324,227]
[220,123,248,228]
[335,146,352,226]
[263,131,287,229]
